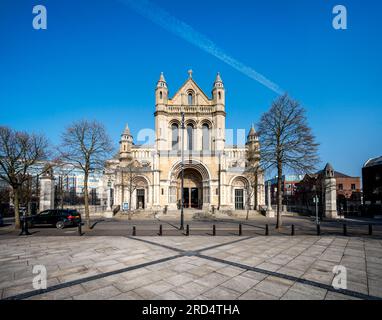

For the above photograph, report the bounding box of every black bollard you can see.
[186,224,189,236]
[78,222,82,236]
[239,224,242,236]
[369,224,373,236]
[291,224,295,236]
[265,224,269,236]
[159,224,162,236]
[213,224,216,236]
[316,224,321,236]
[19,216,31,236]
[132,226,136,236]
[343,224,347,236]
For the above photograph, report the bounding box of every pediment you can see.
[170,78,211,105]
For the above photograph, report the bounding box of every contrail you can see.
[118,0,284,95]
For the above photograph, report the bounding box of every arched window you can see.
[202,123,210,151]
[188,93,193,105]
[187,124,194,151]
[160,91,163,99]
[171,123,179,150]
[218,92,221,100]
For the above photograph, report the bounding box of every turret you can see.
[246,125,260,163]
[212,72,225,107]
[155,72,168,108]
[119,123,133,161]
[324,163,334,178]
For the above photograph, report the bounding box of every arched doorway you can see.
[177,168,203,209]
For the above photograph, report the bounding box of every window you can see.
[218,92,221,100]
[161,188,164,195]
[171,123,179,150]
[202,123,210,151]
[188,93,193,105]
[187,124,194,150]
[338,184,343,191]
[160,91,162,99]
[351,184,356,190]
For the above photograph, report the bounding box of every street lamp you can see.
[312,185,319,225]
[180,111,185,230]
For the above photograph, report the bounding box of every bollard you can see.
[369,224,373,236]
[316,224,320,236]
[291,224,295,236]
[78,222,82,236]
[159,224,163,236]
[132,226,136,236]
[19,216,31,236]
[343,224,347,236]
[265,224,269,236]
[213,224,216,236]
[239,224,242,236]
[186,224,189,236]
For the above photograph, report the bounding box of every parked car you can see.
[30,209,81,229]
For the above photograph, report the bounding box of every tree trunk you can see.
[14,187,21,229]
[254,174,258,211]
[128,183,132,220]
[84,172,90,229]
[276,163,283,229]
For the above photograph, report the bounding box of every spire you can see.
[324,163,334,178]
[248,124,258,138]
[157,72,167,88]
[213,72,224,89]
[123,123,131,136]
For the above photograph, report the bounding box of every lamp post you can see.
[180,111,185,230]
[312,185,319,225]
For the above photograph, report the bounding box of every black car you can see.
[31,209,82,229]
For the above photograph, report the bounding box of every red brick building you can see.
[294,168,361,217]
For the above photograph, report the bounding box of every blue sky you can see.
[0,0,381,178]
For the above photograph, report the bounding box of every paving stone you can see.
[173,281,210,299]
[253,276,294,297]
[73,285,121,300]
[281,282,327,300]
[238,289,279,300]
[201,286,241,300]
[220,275,260,293]
[134,281,174,299]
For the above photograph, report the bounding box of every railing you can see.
[166,105,215,113]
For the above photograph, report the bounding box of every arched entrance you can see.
[177,169,203,209]
[169,160,211,210]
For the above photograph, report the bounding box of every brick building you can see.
[294,166,361,217]
[362,156,382,216]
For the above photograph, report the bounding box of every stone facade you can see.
[105,71,265,212]
[39,165,55,212]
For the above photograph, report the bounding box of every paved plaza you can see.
[1,233,382,300]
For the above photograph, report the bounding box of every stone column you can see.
[322,163,338,219]
[323,176,338,219]
[107,188,112,211]
[266,181,275,218]
[39,170,55,212]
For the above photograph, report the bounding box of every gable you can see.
[169,78,211,105]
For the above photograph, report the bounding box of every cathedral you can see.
[104,71,265,212]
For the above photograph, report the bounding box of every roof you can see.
[364,156,382,168]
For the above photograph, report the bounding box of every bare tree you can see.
[0,126,49,229]
[244,165,260,220]
[59,120,113,228]
[258,94,319,229]
[120,160,142,219]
